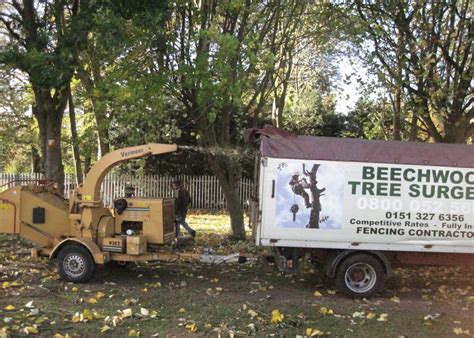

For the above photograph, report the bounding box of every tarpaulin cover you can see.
[251,126,474,168]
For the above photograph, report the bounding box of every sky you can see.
[335,57,369,115]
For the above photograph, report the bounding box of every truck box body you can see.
[255,129,474,254]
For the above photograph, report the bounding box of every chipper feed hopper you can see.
[0,144,178,282]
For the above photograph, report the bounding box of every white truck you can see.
[250,127,474,297]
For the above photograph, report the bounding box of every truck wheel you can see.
[57,245,96,283]
[335,254,384,298]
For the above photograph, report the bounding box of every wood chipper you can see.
[0,144,182,282]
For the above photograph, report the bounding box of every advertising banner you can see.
[271,158,474,246]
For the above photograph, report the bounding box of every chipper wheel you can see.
[57,244,96,283]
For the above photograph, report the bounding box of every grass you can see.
[0,211,473,337]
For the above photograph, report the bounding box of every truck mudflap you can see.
[50,238,109,264]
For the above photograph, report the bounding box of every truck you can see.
[250,127,474,297]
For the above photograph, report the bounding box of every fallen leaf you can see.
[25,301,34,308]
[352,311,365,318]
[71,313,81,323]
[310,329,325,336]
[248,309,258,317]
[319,307,334,315]
[390,296,400,303]
[87,297,98,304]
[100,325,111,333]
[271,309,284,324]
[366,312,377,319]
[2,281,10,288]
[23,326,38,334]
[178,308,186,313]
[377,313,389,322]
[95,292,106,299]
[453,328,471,336]
[71,287,78,292]
[140,308,149,316]
[313,291,323,297]
[185,323,197,332]
[121,308,133,319]
[128,329,139,336]
[4,305,15,311]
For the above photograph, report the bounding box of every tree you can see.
[0,0,95,190]
[0,70,38,172]
[355,0,473,143]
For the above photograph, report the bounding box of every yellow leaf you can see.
[313,291,323,297]
[23,326,38,334]
[366,312,377,319]
[306,328,313,336]
[4,305,15,311]
[93,311,104,320]
[150,310,158,318]
[71,313,81,323]
[82,309,94,321]
[128,329,139,337]
[178,308,186,313]
[100,325,111,333]
[453,328,471,336]
[210,278,219,283]
[311,329,324,336]
[205,323,212,330]
[71,287,78,292]
[466,296,474,302]
[87,297,98,304]
[11,281,20,287]
[377,313,388,322]
[95,292,106,299]
[248,309,258,317]
[271,309,284,324]
[390,296,400,303]
[185,324,198,332]
[121,308,133,319]
[2,281,10,288]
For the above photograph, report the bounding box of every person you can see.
[172,180,196,238]
[289,174,311,208]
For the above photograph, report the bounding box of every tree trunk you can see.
[31,145,42,173]
[45,110,65,192]
[209,155,245,239]
[32,87,66,193]
[32,104,46,174]
[68,87,83,184]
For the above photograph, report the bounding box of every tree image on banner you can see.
[289,164,326,229]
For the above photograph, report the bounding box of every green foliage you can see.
[0,71,37,172]
[283,91,345,137]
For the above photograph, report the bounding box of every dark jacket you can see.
[175,187,191,217]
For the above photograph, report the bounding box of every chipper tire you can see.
[335,253,385,298]
[57,244,96,283]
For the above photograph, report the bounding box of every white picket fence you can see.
[0,172,254,210]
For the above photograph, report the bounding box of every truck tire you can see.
[57,244,96,283]
[335,254,384,298]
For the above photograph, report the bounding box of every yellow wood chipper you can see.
[0,143,190,282]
